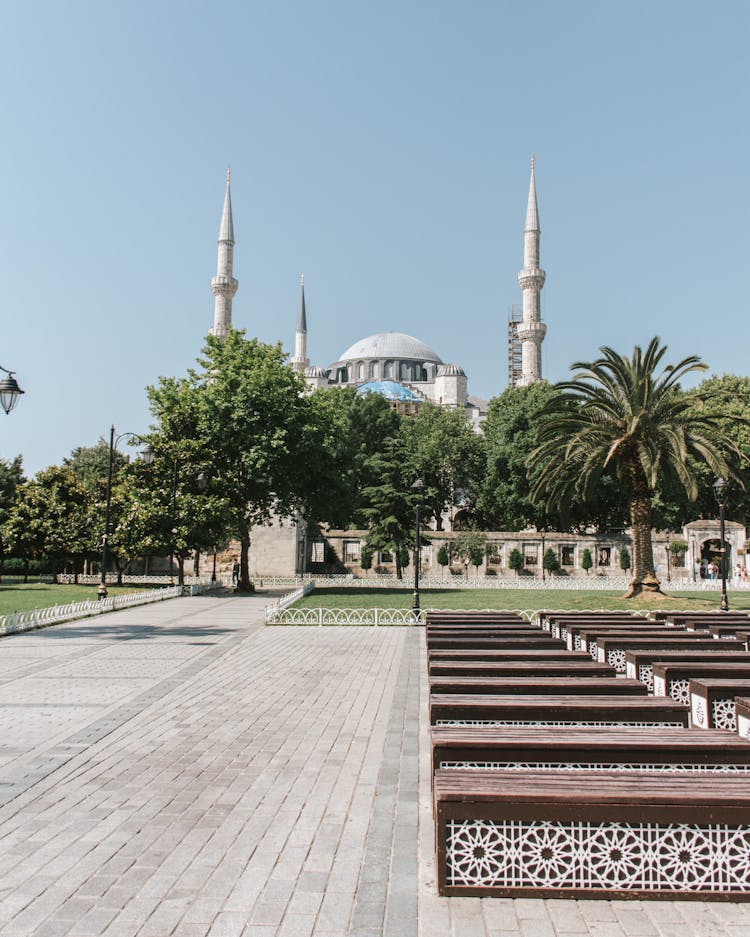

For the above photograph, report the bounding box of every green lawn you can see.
[0,582,164,617]
[292,587,750,613]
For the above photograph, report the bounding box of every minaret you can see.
[209,168,238,339]
[291,274,310,373]
[516,156,546,384]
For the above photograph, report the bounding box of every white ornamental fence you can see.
[265,604,539,626]
[55,573,232,586]
[0,585,183,637]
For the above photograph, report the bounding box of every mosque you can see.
[207,160,548,426]
[192,163,747,583]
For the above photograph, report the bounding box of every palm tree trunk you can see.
[624,461,662,597]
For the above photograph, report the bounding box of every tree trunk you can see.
[623,459,662,598]
[238,526,253,591]
[23,559,28,584]
[177,557,185,586]
[193,550,200,576]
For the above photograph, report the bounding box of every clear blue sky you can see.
[2,1,748,474]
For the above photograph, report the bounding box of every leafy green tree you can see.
[0,456,24,580]
[454,531,486,576]
[529,339,744,596]
[480,383,628,533]
[619,547,631,572]
[4,467,89,580]
[508,547,523,577]
[360,439,416,580]
[304,388,402,531]
[360,545,373,571]
[436,544,449,569]
[581,548,593,575]
[543,547,560,576]
[400,402,485,529]
[147,331,315,590]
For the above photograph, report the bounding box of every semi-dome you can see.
[357,380,423,403]
[304,365,327,378]
[436,363,466,377]
[336,332,443,364]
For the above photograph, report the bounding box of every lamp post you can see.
[541,532,546,582]
[0,367,23,414]
[98,429,153,599]
[411,479,424,620]
[713,477,729,612]
[665,544,671,583]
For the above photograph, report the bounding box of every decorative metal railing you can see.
[0,585,183,637]
[266,605,538,626]
[54,573,232,586]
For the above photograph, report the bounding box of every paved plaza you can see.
[0,594,747,937]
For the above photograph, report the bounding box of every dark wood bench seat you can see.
[665,613,750,629]
[426,625,545,639]
[547,615,642,640]
[428,649,594,663]
[431,725,750,774]
[428,660,616,678]
[652,662,750,705]
[624,648,750,689]
[570,625,679,654]
[426,612,524,625]
[434,768,750,898]
[690,678,750,731]
[429,694,689,727]
[427,635,565,650]
[429,676,646,696]
[595,636,744,672]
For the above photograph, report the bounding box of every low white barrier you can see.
[266,605,538,626]
[0,586,182,637]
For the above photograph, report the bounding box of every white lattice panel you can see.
[445,819,750,892]
[606,649,628,672]
[668,679,691,705]
[692,695,708,729]
[638,664,654,690]
[713,698,737,731]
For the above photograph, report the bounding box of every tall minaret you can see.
[290,274,310,373]
[516,156,546,385]
[209,168,238,339]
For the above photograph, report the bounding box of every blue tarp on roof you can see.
[356,380,421,402]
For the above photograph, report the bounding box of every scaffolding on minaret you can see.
[507,304,523,388]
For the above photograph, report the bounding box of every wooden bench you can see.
[426,625,545,638]
[569,624,680,654]
[426,635,565,651]
[652,662,750,705]
[546,614,640,641]
[429,676,646,697]
[594,636,744,672]
[624,648,750,689]
[690,678,750,731]
[434,769,750,898]
[428,649,595,663]
[707,626,750,646]
[429,694,689,727]
[431,725,750,774]
[664,612,750,629]
[428,660,616,678]
[426,611,524,625]
[539,611,640,637]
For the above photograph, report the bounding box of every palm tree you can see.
[528,338,744,597]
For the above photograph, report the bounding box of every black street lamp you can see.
[713,477,729,612]
[665,544,671,583]
[411,479,424,620]
[98,428,153,599]
[0,367,23,415]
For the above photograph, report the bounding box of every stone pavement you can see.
[0,594,745,937]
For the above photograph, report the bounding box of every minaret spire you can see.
[516,156,546,385]
[291,274,310,373]
[210,168,238,339]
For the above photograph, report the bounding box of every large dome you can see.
[336,331,443,364]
